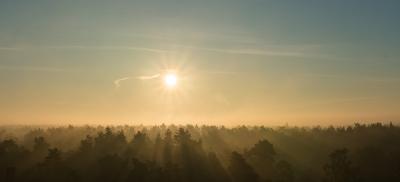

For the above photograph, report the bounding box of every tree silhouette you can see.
[174,128,209,182]
[0,123,399,182]
[127,131,151,160]
[163,129,173,166]
[92,154,128,182]
[228,151,259,182]
[45,148,61,161]
[245,139,276,181]
[275,160,294,182]
[207,152,231,182]
[323,148,359,182]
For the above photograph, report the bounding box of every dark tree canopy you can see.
[323,148,359,182]
[228,151,259,182]
[0,123,400,182]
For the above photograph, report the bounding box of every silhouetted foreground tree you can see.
[0,123,400,182]
[323,148,359,182]
[228,151,259,182]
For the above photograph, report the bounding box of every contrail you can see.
[137,74,160,80]
[114,74,161,88]
[114,77,132,88]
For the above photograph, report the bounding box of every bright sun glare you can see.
[164,73,178,88]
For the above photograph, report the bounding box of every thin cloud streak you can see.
[1,44,318,58]
[171,43,324,58]
[192,45,352,61]
[199,47,307,57]
[45,45,311,57]
[114,74,161,88]
[0,65,67,72]
[1,44,338,60]
[137,74,160,80]
[38,45,168,53]
[0,45,167,53]
[114,77,132,88]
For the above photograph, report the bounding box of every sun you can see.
[163,73,178,88]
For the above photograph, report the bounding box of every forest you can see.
[1,123,400,182]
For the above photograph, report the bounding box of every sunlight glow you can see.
[164,73,178,88]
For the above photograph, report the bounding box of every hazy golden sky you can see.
[1,0,400,125]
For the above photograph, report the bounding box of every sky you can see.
[1,0,400,125]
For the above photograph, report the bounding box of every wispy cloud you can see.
[1,41,331,60]
[199,47,307,57]
[0,65,66,72]
[114,74,161,88]
[1,43,321,58]
[114,77,133,88]
[0,45,167,53]
[121,31,323,57]
[37,45,168,53]
[137,74,160,80]
[169,43,323,58]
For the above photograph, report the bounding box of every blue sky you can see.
[1,0,400,125]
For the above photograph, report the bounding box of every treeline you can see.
[1,123,400,182]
